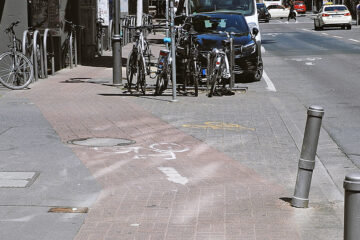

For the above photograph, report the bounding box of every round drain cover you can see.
[69,138,135,147]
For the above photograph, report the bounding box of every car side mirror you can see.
[252,27,259,37]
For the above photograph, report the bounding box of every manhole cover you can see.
[68,138,135,147]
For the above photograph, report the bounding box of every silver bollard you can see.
[291,105,324,208]
[344,173,360,240]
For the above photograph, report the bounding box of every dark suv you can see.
[177,12,263,82]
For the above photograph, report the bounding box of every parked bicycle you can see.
[95,17,105,57]
[125,25,152,95]
[207,32,232,97]
[154,38,171,96]
[181,27,200,96]
[0,21,33,90]
[62,19,81,69]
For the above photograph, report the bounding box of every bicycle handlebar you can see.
[5,20,20,34]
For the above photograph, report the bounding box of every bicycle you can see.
[125,25,152,95]
[62,19,81,69]
[181,27,200,97]
[207,32,232,97]
[0,21,33,90]
[95,17,105,57]
[154,38,171,96]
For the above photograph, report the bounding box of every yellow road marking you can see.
[182,122,255,131]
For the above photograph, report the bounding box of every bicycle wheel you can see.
[208,58,220,97]
[136,56,146,95]
[0,51,33,90]
[126,50,137,93]
[192,60,200,97]
[155,71,168,96]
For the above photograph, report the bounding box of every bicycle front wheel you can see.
[126,50,137,93]
[0,51,33,90]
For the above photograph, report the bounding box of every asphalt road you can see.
[259,14,360,166]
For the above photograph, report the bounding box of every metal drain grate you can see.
[68,137,135,147]
[48,207,88,213]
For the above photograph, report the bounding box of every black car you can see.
[256,3,271,22]
[177,12,263,82]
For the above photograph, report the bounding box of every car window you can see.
[267,5,278,9]
[191,14,249,33]
[277,5,284,9]
[324,6,348,11]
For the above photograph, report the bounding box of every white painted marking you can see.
[305,62,314,65]
[302,29,311,32]
[333,35,343,39]
[158,167,188,185]
[262,71,277,92]
[261,46,266,54]
[130,224,140,227]
[96,143,189,160]
[349,39,360,43]
[321,33,329,35]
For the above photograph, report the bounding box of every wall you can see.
[0,0,28,53]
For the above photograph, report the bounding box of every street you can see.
[260,14,360,168]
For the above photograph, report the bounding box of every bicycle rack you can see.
[22,29,45,82]
[43,29,55,77]
[69,30,78,69]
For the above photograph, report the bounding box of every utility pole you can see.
[112,0,122,85]
[137,0,143,26]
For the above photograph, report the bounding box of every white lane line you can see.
[302,28,311,31]
[158,167,188,185]
[321,33,329,35]
[349,39,360,43]
[263,71,277,92]
[333,35,343,39]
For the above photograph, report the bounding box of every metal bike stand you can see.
[43,29,55,77]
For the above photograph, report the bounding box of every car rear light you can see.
[344,12,351,16]
[322,13,330,17]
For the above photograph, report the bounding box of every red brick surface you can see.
[15,66,301,239]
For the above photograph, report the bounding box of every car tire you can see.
[247,57,263,82]
[265,20,269,23]
[341,26,345,29]
[347,25,351,30]
[314,22,319,30]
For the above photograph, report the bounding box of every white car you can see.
[267,5,297,18]
[314,4,352,30]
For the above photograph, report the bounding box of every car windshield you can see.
[324,6,347,11]
[189,14,250,34]
[189,0,255,16]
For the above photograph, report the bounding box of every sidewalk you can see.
[0,32,357,240]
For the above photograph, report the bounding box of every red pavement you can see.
[13,65,301,239]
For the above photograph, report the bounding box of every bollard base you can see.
[291,196,309,208]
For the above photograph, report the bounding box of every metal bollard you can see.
[291,105,324,208]
[344,173,360,240]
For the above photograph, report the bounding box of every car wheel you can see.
[347,25,351,30]
[314,22,319,30]
[265,19,269,23]
[341,26,345,29]
[248,57,263,82]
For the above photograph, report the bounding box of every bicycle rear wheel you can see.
[126,50,137,93]
[155,71,169,96]
[0,51,33,90]
[137,56,146,95]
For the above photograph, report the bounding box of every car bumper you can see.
[321,16,352,25]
